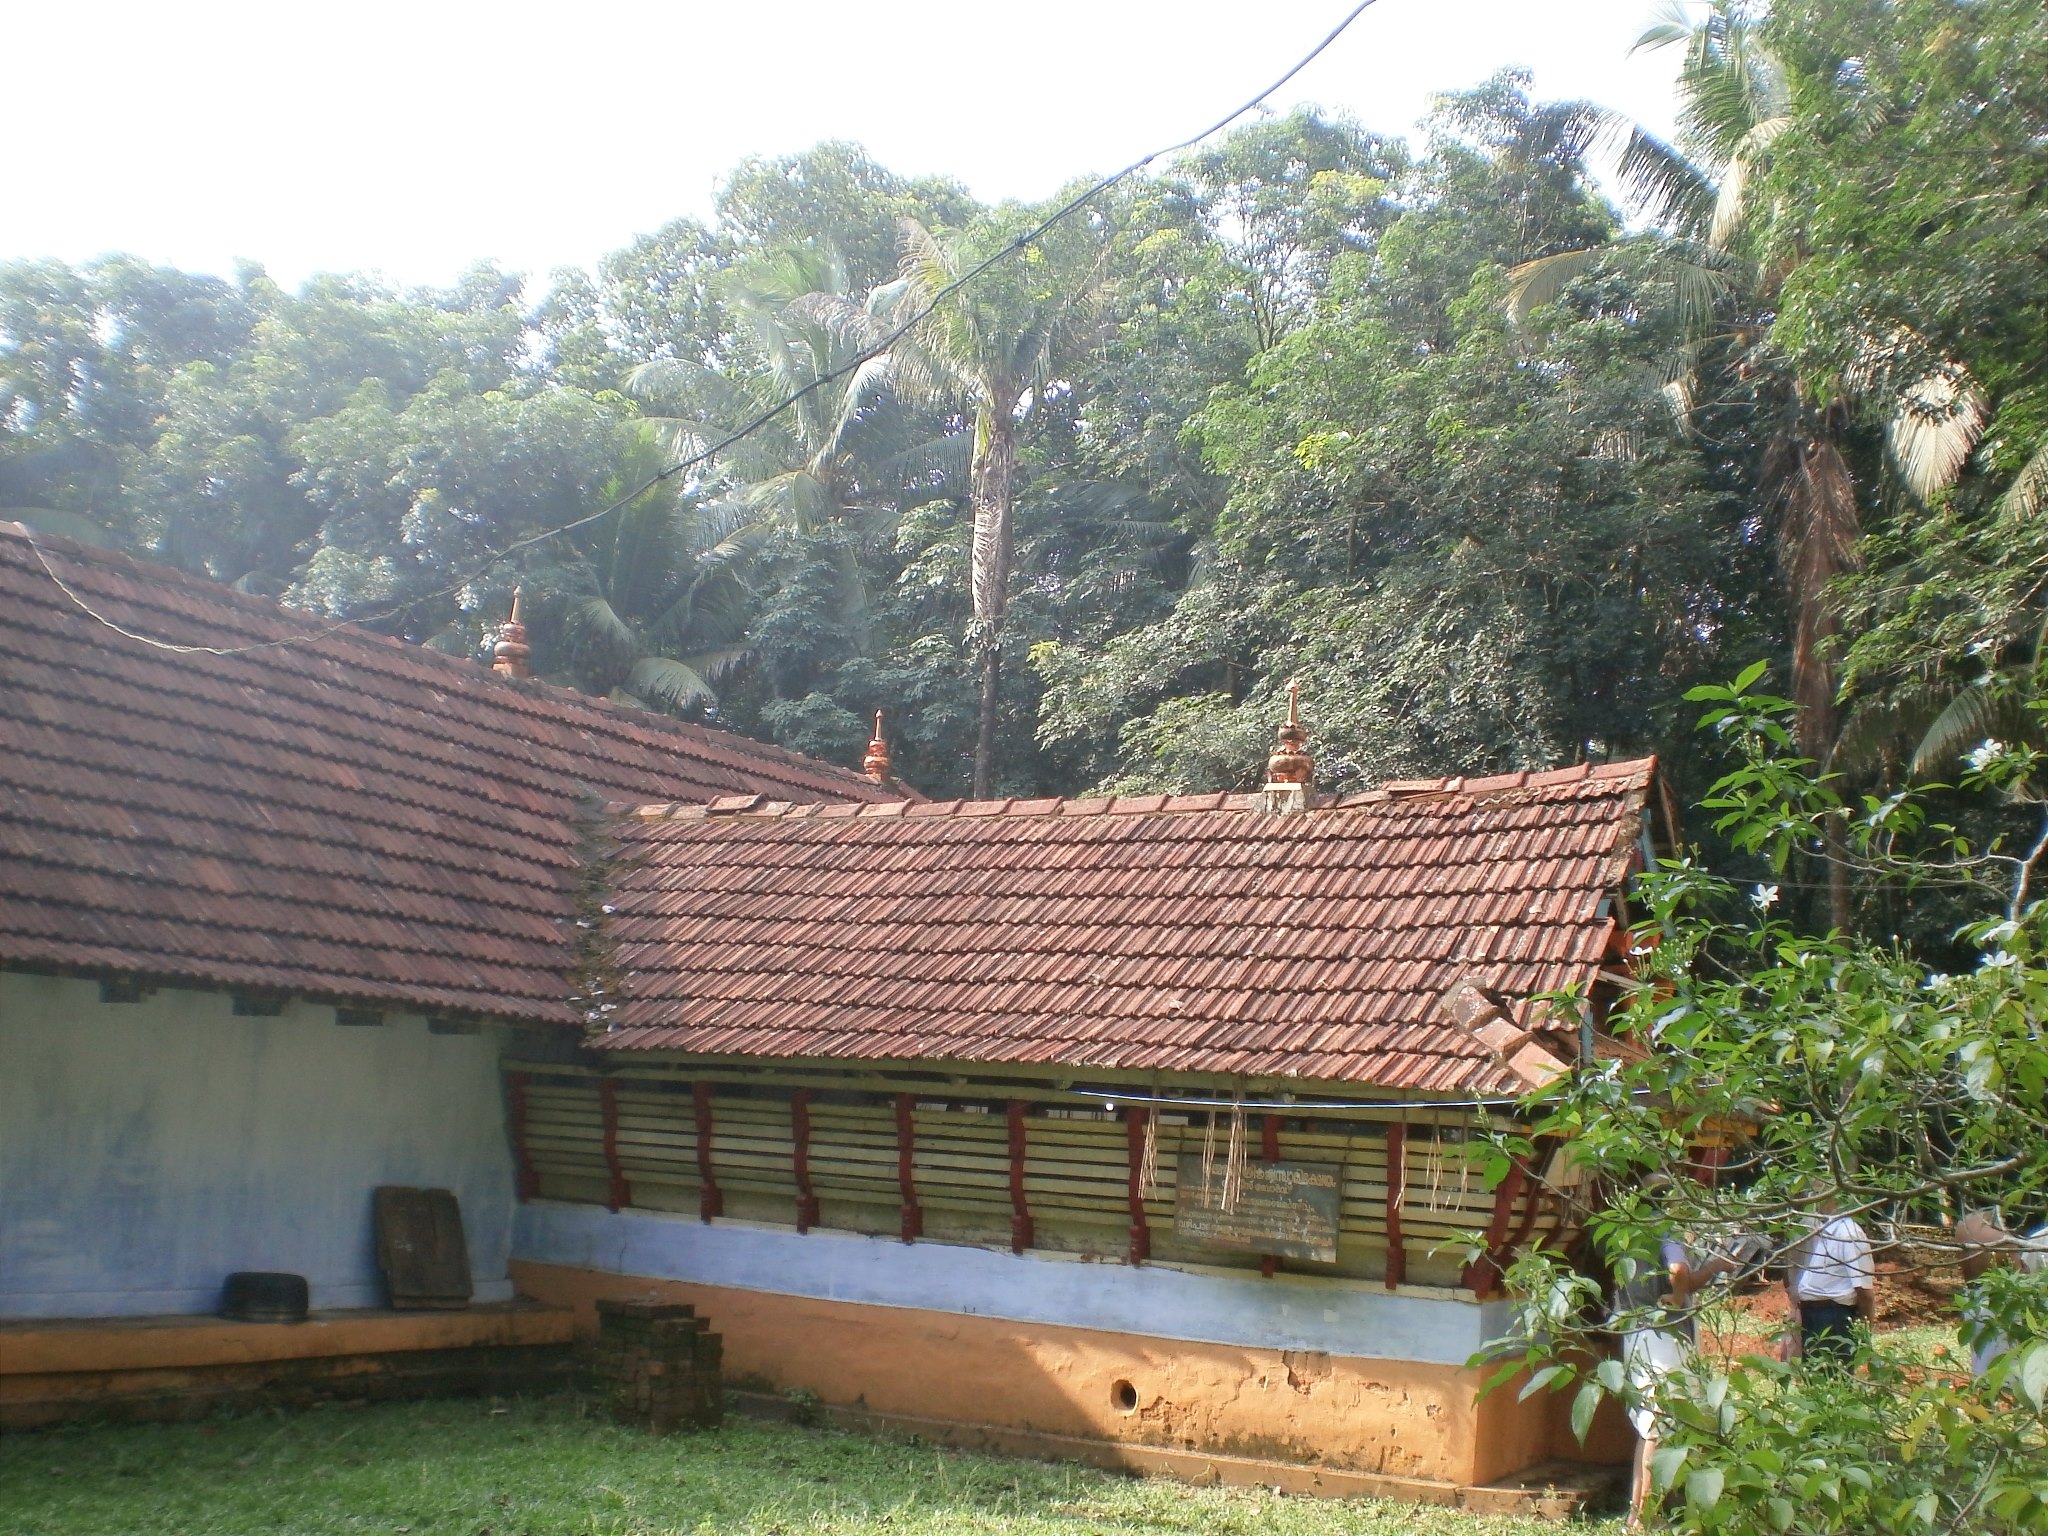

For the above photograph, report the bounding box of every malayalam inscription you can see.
[1172,1155,1342,1263]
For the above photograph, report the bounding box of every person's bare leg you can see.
[1628,1431,1657,1529]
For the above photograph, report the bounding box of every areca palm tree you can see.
[888,215,1110,796]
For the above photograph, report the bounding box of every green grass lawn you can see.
[0,1397,1614,1536]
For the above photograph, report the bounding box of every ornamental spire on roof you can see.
[492,589,532,680]
[862,710,893,784]
[1265,679,1313,787]
[1256,679,1314,814]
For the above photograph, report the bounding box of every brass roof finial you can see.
[1265,679,1313,787]
[492,588,532,680]
[862,710,893,783]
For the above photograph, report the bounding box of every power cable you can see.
[20,0,1381,659]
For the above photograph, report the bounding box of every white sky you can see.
[8,0,1687,295]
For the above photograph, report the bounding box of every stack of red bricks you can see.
[591,1298,723,1432]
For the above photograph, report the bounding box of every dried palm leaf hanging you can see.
[1200,1107,1218,1206]
[1138,1107,1161,1200]
[1221,1091,1248,1214]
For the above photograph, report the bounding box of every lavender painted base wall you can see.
[512,1200,1509,1365]
[1,973,520,1317]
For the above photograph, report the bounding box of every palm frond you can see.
[1661,372,1698,434]
[1831,676,1951,775]
[1614,125,1717,235]
[622,655,721,711]
[565,595,639,656]
[1889,369,1989,503]
[1707,115,1791,248]
[1913,681,2043,777]
[623,357,718,405]
[1503,248,1604,326]
[1676,9,1790,170]
[1665,251,1737,336]
[1777,435,1863,593]
[875,431,972,487]
[1997,440,2048,526]
[741,469,832,534]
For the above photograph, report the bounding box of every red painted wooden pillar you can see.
[1383,1122,1407,1289]
[1687,1144,1728,1186]
[693,1082,723,1222]
[1501,1139,1555,1259]
[1007,1100,1034,1254]
[895,1094,922,1242]
[504,1070,539,1202]
[1260,1112,1283,1278]
[791,1088,819,1233]
[1462,1155,1530,1298]
[1125,1107,1151,1265]
[599,1077,629,1212]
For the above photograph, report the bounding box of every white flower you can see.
[1965,738,2006,773]
[1751,883,1780,909]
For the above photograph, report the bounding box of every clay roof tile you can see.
[596,751,1654,1089]
[0,525,910,1025]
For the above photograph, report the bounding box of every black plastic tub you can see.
[219,1271,310,1322]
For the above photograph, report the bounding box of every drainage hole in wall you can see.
[1110,1379,1139,1414]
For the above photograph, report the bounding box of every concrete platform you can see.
[0,1300,577,1428]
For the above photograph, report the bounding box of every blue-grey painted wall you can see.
[514,1201,1510,1365]
[1,973,521,1318]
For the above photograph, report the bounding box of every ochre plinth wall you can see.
[0,1304,577,1429]
[512,1259,1625,1488]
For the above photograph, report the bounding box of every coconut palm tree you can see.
[627,245,964,655]
[526,428,762,712]
[1506,2,1988,762]
[888,215,1110,797]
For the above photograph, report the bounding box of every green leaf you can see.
[2019,1342,2048,1410]
[1687,1466,1726,1510]
[1734,658,1771,693]
[1518,1364,1568,1401]
[1650,1443,1688,1493]
[1569,1380,1601,1444]
[1767,1496,1795,1532]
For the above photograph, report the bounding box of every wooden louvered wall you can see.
[504,1063,1584,1292]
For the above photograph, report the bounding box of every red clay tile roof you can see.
[0,524,907,1023]
[598,761,1654,1093]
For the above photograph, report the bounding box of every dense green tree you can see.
[1037,78,1755,797]
[0,256,259,541]
[1489,675,2048,1536]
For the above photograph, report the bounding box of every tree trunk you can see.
[969,409,1018,799]
[975,646,1002,800]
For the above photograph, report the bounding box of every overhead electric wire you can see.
[21,0,1382,658]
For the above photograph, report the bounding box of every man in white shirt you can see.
[1785,1197,1875,1365]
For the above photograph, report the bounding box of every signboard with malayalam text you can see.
[1172,1154,1343,1263]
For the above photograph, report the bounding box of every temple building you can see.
[0,522,1648,1503]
